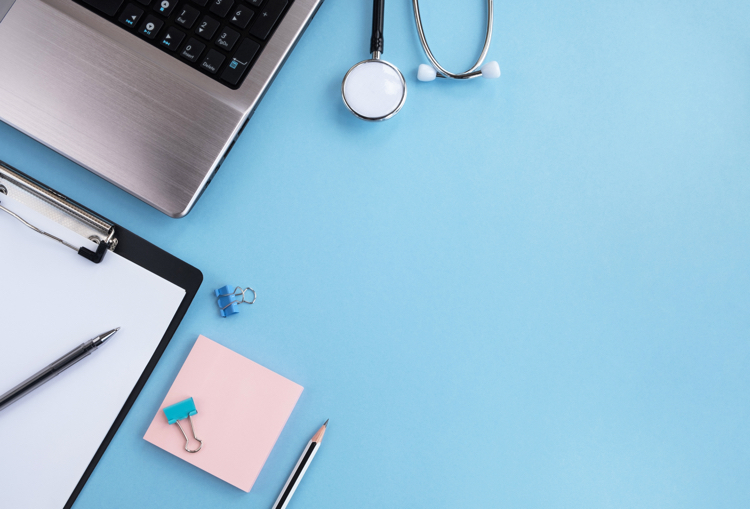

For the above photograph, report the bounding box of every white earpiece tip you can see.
[418,64,437,82]
[481,61,501,79]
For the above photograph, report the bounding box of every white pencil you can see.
[271,420,328,509]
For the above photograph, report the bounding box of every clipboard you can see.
[0,160,203,508]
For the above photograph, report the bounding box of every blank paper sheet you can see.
[0,194,186,508]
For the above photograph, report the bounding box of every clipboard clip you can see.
[0,196,113,263]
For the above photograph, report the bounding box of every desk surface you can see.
[1,0,749,507]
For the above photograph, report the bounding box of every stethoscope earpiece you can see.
[417,64,437,82]
[481,61,501,79]
[418,61,501,82]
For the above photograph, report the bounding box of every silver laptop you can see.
[0,0,322,217]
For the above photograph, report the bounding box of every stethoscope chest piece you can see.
[342,59,407,122]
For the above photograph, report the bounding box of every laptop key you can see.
[215,26,240,51]
[220,38,260,85]
[160,27,185,51]
[249,0,287,40]
[208,0,233,18]
[119,4,144,28]
[176,5,200,28]
[180,38,205,62]
[229,4,253,29]
[200,49,225,75]
[75,0,295,89]
[80,0,124,16]
[196,16,220,40]
[139,15,164,39]
[153,0,177,16]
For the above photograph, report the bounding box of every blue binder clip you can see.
[163,397,203,453]
[214,285,257,317]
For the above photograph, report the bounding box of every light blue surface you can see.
[0,0,749,507]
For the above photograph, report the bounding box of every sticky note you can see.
[144,335,303,491]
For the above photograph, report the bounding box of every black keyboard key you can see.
[215,26,240,51]
[153,0,177,16]
[175,5,200,28]
[180,38,205,62]
[196,16,220,40]
[229,4,253,29]
[135,0,150,5]
[160,27,185,51]
[139,15,163,39]
[80,0,123,16]
[248,0,262,5]
[221,38,259,85]
[118,3,143,28]
[249,0,286,40]
[191,0,208,5]
[208,0,233,18]
[200,49,225,74]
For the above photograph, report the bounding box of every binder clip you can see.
[163,397,203,453]
[214,285,256,317]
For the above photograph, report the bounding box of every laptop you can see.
[0,0,322,217]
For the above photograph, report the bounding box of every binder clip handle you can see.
[214,285,256,317]
[163,397,203,453]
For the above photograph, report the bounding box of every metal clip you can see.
[163,397,203,453]
[214,285,257,317]
[0,198,111,263]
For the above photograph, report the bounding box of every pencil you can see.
[271,420,328,509]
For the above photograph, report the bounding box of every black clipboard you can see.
[0,161,203,508]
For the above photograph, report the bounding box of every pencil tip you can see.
[324,419,329,427]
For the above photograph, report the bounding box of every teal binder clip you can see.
[163,397,203,453]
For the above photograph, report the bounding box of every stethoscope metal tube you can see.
[413,0,499,81]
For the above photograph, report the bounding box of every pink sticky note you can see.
[144,335,303,492]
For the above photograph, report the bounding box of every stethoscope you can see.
[342,0,500,121]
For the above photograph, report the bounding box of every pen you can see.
[271,420,329,509]
[0,328,120,412]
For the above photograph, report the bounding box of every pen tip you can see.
[97,328,120,345]
[324,419,329,427]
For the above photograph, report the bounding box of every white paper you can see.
[0,194,186,508]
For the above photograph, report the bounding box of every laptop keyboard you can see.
[74,0,292,88]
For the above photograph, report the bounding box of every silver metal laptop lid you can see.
[0,0,322,217]
[0,0,15,22]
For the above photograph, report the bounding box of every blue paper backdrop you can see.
[0,0,748,507]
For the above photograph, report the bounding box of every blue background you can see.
[1,0,749,507]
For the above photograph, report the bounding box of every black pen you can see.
[0,328,120,411]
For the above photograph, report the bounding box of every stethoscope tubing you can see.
[412,0,494,80]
